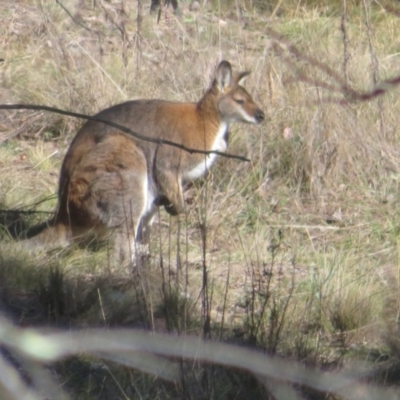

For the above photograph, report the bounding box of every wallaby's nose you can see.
[255,109,265,124]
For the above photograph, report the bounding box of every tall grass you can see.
[1,0,400,398]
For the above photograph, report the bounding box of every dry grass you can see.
[2,0,400,398]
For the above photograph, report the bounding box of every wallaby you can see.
[26,60,264,263]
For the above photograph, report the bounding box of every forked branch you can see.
[265,27,400,104]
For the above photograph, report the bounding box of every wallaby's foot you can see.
[131,243,151,262]
[112,247,151,277]
[154,195,179,216]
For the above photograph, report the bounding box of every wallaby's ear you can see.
[215,60,232,91]
[235,70,251,85]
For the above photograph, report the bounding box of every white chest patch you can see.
[184,122,228,181]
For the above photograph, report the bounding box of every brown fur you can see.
[27,61,265,263]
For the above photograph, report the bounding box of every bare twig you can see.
[0,114,40,145]
[98,0,130,41]
[266,28,350,90]
[55,0,94,33]
[362,0,386,137]
[362,0,380,86]
[0,209,54,215]
[136,0,142,73]
[98,0,131,66]
[0,104,250,162]
[340,0,350,84]
[380,2,400,17]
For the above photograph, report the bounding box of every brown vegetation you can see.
[1,0,400,399]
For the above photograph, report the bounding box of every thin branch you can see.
[98,0,130,40]
[55,0,94,33]
[266,28,350,91]
[362,0,386,137]
[0,104,250,162]
[341,0,350,84]
[266,27,400,104]
[380,2,400,18]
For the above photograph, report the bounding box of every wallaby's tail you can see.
[23,219,72,250]
[24,219,53,239]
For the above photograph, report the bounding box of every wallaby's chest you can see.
[183,122,228,181]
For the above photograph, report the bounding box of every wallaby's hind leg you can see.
[81,170,148,265]
[112,183,152,265]
[66,134,149,265]
[135,202,158,252]
[112,215,136,265]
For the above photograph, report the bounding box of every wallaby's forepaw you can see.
[154,195,179,215]
[155,198,182,216]
[164,203,179,216]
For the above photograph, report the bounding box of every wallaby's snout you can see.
[254,108,265,124]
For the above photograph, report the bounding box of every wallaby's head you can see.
[211,60,265,125]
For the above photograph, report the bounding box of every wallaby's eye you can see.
[235,99,245,105]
